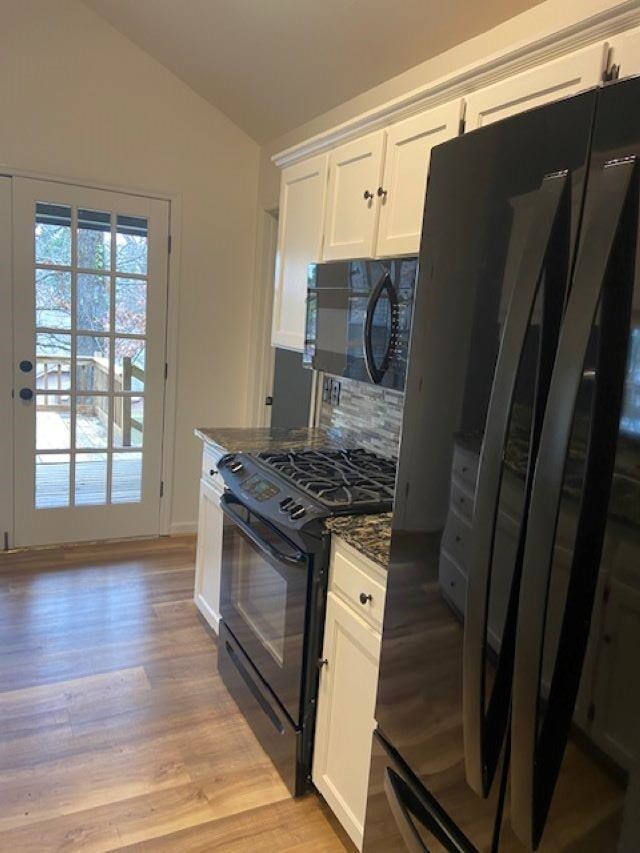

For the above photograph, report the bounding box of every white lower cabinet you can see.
[194,447,226,632]
[313,540,387,850]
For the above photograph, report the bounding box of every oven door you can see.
[219,493,311,725]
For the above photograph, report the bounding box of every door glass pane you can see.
[77,209,111,270]
[77,274,110,331]
[35,454,70,508]
[35,203,71,266]
[112,452,142,503]
[76,336,110,392]
[36,333,71,391]
[115,278,147,334]
[114,338,145,392]
[36,394,70,450]
[76,395,109,449]
[116,215,148,275]
[112,396,143,448]
[75,453,108,506]
[35,269,71,330]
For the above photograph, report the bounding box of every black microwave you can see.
[304,257,418,391]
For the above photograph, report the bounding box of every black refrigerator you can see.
[363,76,640,852]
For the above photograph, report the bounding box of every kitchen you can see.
[1,0,639,850]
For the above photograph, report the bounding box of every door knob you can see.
[19,388,33,401]
[19,360,33,373]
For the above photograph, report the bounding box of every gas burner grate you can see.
[257,448,396,510]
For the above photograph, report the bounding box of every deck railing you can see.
[37,356,143,446]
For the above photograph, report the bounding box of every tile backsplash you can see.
[318,374,403,459]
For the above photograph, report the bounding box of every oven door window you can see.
[221,502,310,725]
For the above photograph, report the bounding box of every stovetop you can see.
[257,448,396,510]
[217,447,396,547]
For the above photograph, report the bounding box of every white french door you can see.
[12,178,169,547]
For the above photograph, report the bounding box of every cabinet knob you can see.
[317,657,328,669]
[363,190,374,201]
[359,592,373,605]
[377,186,387,198]
[209,469,217,477]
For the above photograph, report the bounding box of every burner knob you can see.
[279,497,293,512]
[290,505,306,520]
[230,461,244,473]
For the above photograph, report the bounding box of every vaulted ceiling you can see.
[82,0,543,143]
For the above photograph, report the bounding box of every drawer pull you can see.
[359,592,373,605]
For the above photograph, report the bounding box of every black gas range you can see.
[216,446,396,796]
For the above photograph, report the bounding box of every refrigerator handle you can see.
[383,767,478,853]
[463,170,570,798]
[511,156,638,850]
[364,270,399,384]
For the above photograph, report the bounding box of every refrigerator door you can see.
[364,90,597,851]
[507,76,640,852]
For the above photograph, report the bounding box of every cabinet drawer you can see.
[441,510,472,570]
[450,479,473,522]
[438,550,467,616]
[330,542,386,632]
[452,442,479,489]
[202,447,225,492]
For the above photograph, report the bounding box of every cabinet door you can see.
[313,591,381,850]
[194,478,224,632]
[322,131,385,261]
[609,26,640,78]
[376,100,462,257]
[465,42,606,131]
[272,154,328,351]
[590,580,640,771]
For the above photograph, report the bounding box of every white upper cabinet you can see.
[272,153,328,351]
[322,131,386,261]
[465,42,607,131]
[376,100,462,257]
[609,26,640,78]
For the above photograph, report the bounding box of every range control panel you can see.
[241,473,280,502]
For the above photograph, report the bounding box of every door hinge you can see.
[3,532,8,552]
[160,480,164,498]
[168,234,172,254]
[587,702,596,722]
[164,362,168,381]
[265,395,273,406]
[603,47,620,82]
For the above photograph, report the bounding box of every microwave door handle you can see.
[364,271,398,384]
[463,170,570,798]
[384,768,477,853]
[511,156,637,850]
[219,494,307,567]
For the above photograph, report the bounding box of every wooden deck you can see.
[36,455,142,507]
[0,538,352,851]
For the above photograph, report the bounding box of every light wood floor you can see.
[0,536,352,852]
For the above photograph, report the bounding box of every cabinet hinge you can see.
[587,702,596,722]
[168,234,172,254]
[160,480,164,498]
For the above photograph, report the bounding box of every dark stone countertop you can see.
[325,513,393,569]
[194,426,348,457]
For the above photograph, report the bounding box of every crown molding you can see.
[272,0,640,168]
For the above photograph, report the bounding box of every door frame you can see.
[0,163,181,547]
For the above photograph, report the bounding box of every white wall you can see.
[1,0,261,533]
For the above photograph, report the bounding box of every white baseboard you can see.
[170,521,198,535]
[195,593,220,634]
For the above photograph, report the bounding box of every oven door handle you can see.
[220,494,308,567]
